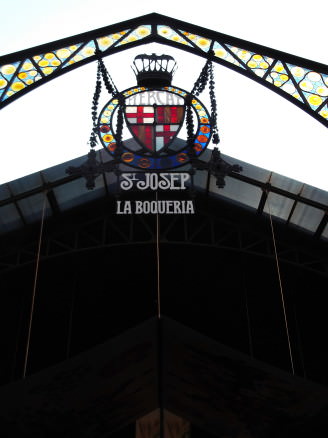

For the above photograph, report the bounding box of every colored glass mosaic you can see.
[96,29,130,51]
[212,42,244,68]
[61,41,96,69]
[98,86,212,170]
[179,30,212,52]
[0,19,327,126]
[227,45,274,76]
[116,25,151,46]
[157,26,193,47]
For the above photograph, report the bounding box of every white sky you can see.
[0,0,328,191]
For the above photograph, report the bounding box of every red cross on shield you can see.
[125,105,185,152]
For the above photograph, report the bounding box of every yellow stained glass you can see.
[0,19,327,129]
[116,25,151,47]
[179,30,212,51]
[308,95,323,106]
[1,64,16,75]
[157,26,192,47]
[11,81,25,91]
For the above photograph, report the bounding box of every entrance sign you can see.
[125,104,184,152]
[66,53,242,211]
[119,173,190,191]
[116,200,195,215]
[98,87,212,170]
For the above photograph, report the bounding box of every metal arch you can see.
[0,208,327,277]
[0,13,328,127]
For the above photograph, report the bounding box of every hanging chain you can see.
[191,59,211,97]
[209,61,220,144]
[186,95,195,152]
[98,57,118,95]
[90,55,219,158]
[88,57,121,152]
[89,62,102,149]
[115,93,125,156]
[186,54,220,153]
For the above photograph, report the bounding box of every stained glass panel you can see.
[61,41,96,69]
[0,15,327,127]
[116,25,151,46]
[157,26,193,47]
[178,30,212,52]
[96,29,130,51]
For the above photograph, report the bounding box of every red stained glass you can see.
[125,106,154,123]
[197,134,208,143]
[200,125,210,133]
[131,125,154,150]
[100,125,110,133]
[155,125,178,148]
[194,142,202,152]
[156,106,184,123]
[108,143,117,152]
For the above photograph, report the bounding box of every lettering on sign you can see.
[116,200,194,215]
[125,90,184,106]
[120,173,190,191]
[116,172,194,215]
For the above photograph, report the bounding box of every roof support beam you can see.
[1,13,328,127]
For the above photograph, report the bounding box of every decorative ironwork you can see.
[0,14,327,128]
[192,147,243,188]
[97,83,212,170]
[66,52,241,190]
[188,56,220,146]
[66,149,118,190]
[132,53,177,87]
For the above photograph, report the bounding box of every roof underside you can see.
[1,317,328,437]
[0,147,327,241]
[1,13,328,128]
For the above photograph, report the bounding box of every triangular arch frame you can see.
[1,13,328,128]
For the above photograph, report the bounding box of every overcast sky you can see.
[1,0,327,190]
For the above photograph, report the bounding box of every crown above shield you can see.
[132,54,177,87]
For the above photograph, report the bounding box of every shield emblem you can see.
[125,105,185,152]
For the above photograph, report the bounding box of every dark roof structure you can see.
[1,148,327,240]
[0,13,328,438]
[0,147,327,437]
[1,317,328,438]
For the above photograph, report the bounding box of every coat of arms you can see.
[96,54,214,170]
[125,104,184,152]
[67,53,242,187]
